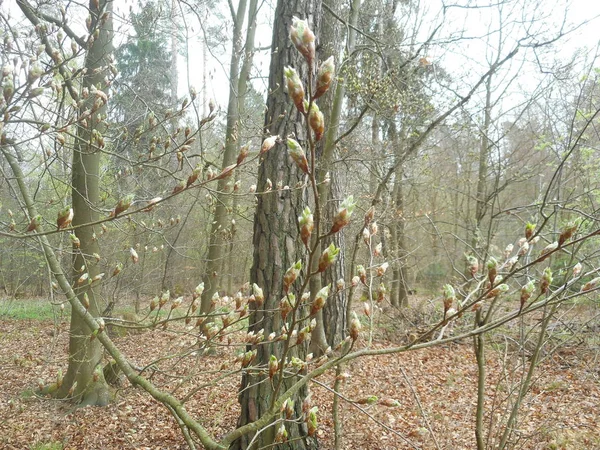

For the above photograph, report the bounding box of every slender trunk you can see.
[60,0,113,405]
[472,75,493,255]
[497,306,554,449]
[309,0,361,351]
[170,0,178,106]
[200,0,257,314]
[387,121,410,307]
[474,311,486,450]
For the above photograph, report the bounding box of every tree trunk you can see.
[387,121,410,308]
[309,0,362,351]
[59,0,113,405]
[233,1,321,448]
[472,75,493,255]
[200,0,257,314]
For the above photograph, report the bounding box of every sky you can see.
[6,0,600,120]
[166,0,600,120]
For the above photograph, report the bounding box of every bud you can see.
[357,265,367,285]
[318,243,340,272]
[280,295,294,320]
[362,227,370,245]
[356,395,378,405]
[306,406,318,436]
[558,220,578,246]
[503,244,514,259]
[171,296,183,309]
[504,256,518,271]
[211,291,220,308]
[298,207,314,247]
[26,215,42,232]
[57,207,73,230]
[518,241,530,256]
[307,101,324,141]
[520,280,535,309]
[150,297,157,311]
[331,195,357,233]
[112,262,123,277]
[539,241,558,260]
[236,142,250,165]
[289,17,315,63]
[193,282,204,300]
[572,262,582,278]
[380,398,401,407]
[370,221,379,235]
[540,267,553,294]
[91,273,104,283]
[114,194,134,217]
[581,276,600,292]
[314,56,335,99]
[269,355,279,379]
[364,206,375,226]
[282,398,295,419]
[466,255,478,277]
[172,180,186,194]
[487,257,498,285]
[3,75,15,101]
[443,284,455,313]
[336,278,345,291]
[351,275,360,287]
[159,291,170,307]
[376,262,388,277]
[287,138,309,174]
[274,423,288,443]
[284,66,305,113]
[81,292,90,308]
[525,222,536,240]
[486,283,509,298]
[349,312,361,341]
[130,247,139,263]
[241,349,257,368]
[252,283,264,306]
[260,135,278,155]
[283,260,302,293]
[187,165,202,187]
[363,302,371,317]
[311,285,330,315]
[77,273,89,286]
[302,393,312,415]
[376,283,386,302]
[373,242,383,257]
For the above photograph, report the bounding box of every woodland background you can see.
[0,0,599,449]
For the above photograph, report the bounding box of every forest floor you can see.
[1,299,599,450]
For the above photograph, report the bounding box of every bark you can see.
[387,121,410,307]
[309,0,347,353]
[309,0,364,351]
[233,0,322,448]
[200,0,257,314]
[60,0,114,405]
[472,75,493,255]
[170,0,178,106]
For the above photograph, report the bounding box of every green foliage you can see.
[113,0,174,122]
[0,298,69,321]
[30,442,63,450]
